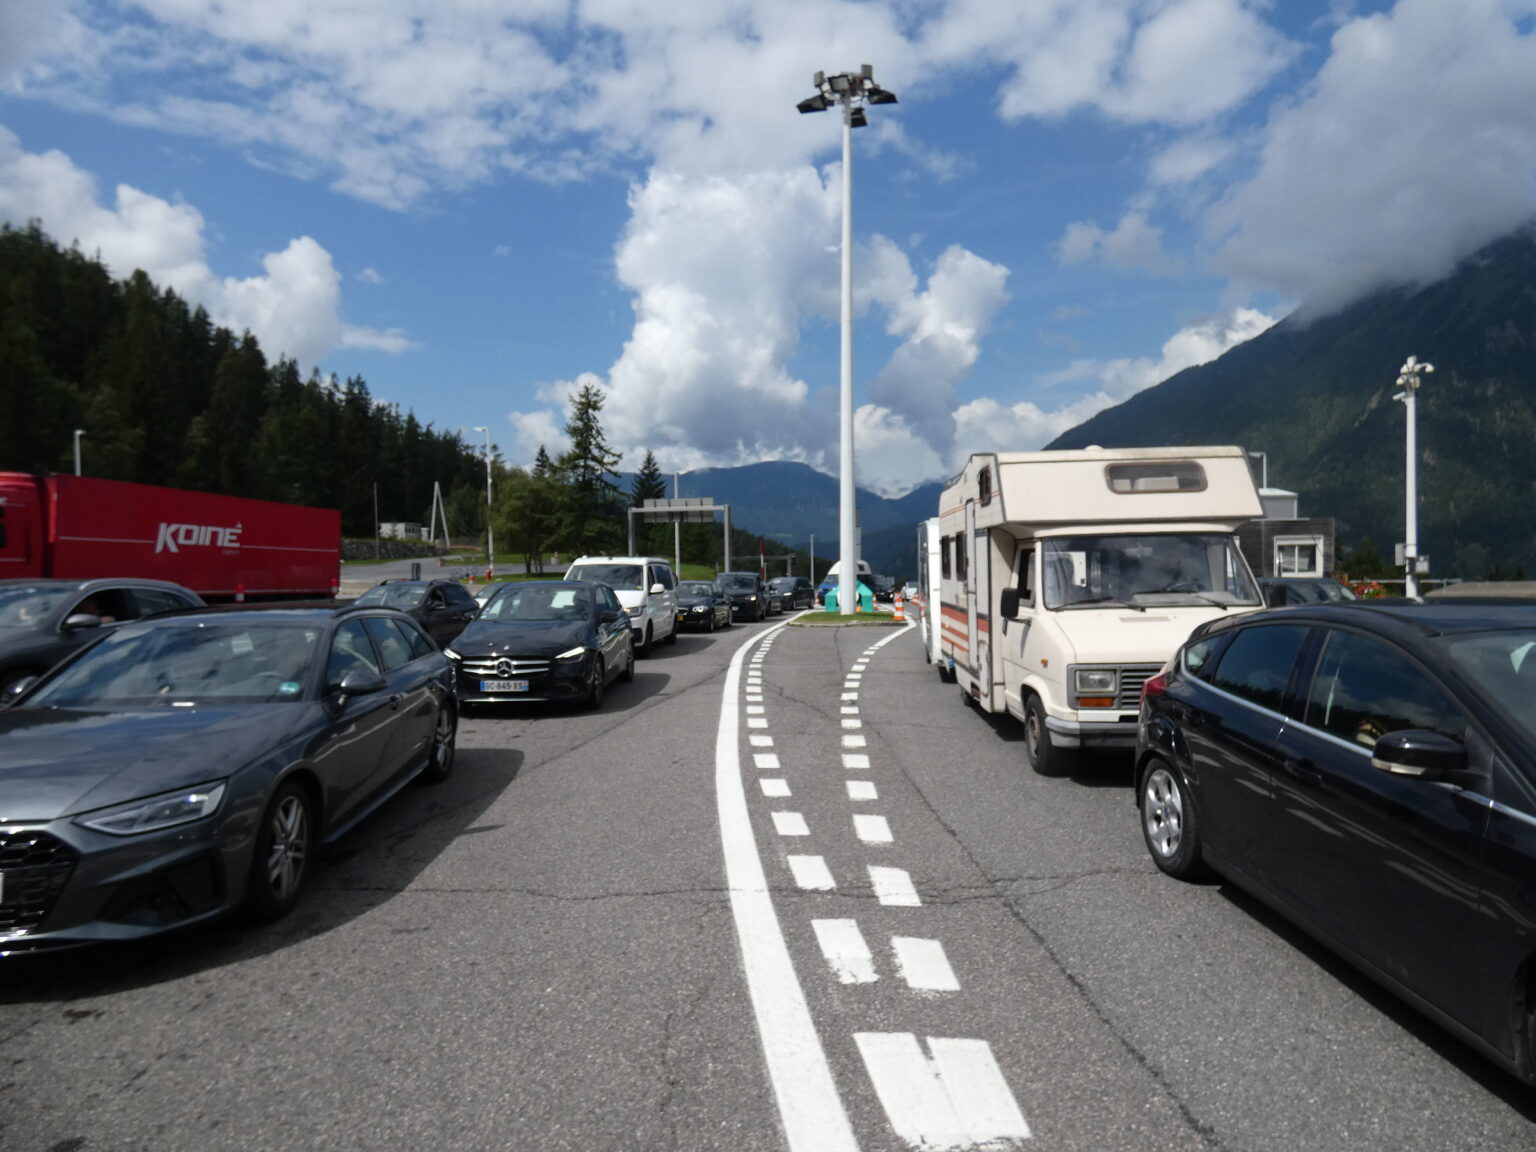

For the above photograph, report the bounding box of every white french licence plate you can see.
[479,679,529,693]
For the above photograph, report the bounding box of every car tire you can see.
[246,778,314,921]
[1140,759,1204,879]
[619,637,636,682]
[1024,693,1072,777]
[584,656,606,710]
[636,624,653,658]
[663,621,677,646]
[419,702,456,784]
[705,613,715,633]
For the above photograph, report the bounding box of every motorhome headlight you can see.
[1074,668,1117,694]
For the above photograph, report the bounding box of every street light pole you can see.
[73,429,85,476]
[674,471,685,575]
[799,65,897,614]
[473,425,494,581]
[1393,356,1434,599]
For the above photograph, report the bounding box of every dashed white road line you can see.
[750,735,774,747]
[842,734,866,748]
[787,854,836,891]
[753,752,781,769]
[855,1033,1032,1149]
[892,937,960,992]
[853,813,893,844]
[714,623,858,1151]
[868,866,921,907]
[842,753,871,770]
[772,811,810,836]
[748,717,769,729]
[842,718,863,729]
[760,778,792,798]
[846,781,878,801]
[841,705,860,715]
[841,692,859,701]
[812,919,878,984]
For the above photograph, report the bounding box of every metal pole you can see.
[674,473,682,574]
[1404,385,1418,599]
[809,534,815,589]
[373,482,380,560]
[724,505,732,572]
[837,92,856,616]
[484,428,494,579]
[73,429,85,476]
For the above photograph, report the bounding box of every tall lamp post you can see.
[1393,356,1434,599]
[798,64,897,614]
[472,425,494,581]
[73,429,86,476]
[673,470,687,576]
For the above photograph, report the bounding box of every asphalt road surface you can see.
[3,617,1533,1151]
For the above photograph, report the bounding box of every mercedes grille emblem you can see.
[495,658,515,678]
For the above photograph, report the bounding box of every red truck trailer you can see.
[0,473,339,601]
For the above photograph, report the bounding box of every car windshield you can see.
[1436,629,1536,743]
[768,579,796,591]
[354,583,428,609]
[26,622,322,707]
[677,582,716,596]
[482,585,590,622]
[566,564,642,591]
[720,575,756,592]
[1042,534,1261,609]
[0,585,73,628]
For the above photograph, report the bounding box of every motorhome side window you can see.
[1016,548,1035,605]
[978,466,992,506]
[1105,461,1207,493]
[941,537,952,579]
[956,534,968,582]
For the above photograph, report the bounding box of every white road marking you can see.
[753,752,781,770]
[846,781,878,801]
[892,937,960,992]
[842,753,871,770]
[855,1033,1032,1149]
[750,735,774,747]
[843,735,867,748]
[841,692,859,701]
[747,705,766,714]
[841,706,860,715]
[772,811,810,836]
[714,625,857,1151]
[868,866,921,907]
[748,718,769,729]
[854,814,892,843]
[842,718,863,729]
[811,919,878,984]
[787,855,836,891]
[760,778,792,798]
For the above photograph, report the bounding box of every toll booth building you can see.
[1236,486,1338,578]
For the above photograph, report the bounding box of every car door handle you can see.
[1282,756,1321,784]
[388,693,402,711]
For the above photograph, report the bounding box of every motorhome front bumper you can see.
[1045,716,1139,749]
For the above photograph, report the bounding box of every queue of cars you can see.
[0,555,804,952]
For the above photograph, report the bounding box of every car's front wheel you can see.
[1140,760,1204,878]
[420,703,456,783]
[1024,693,1071,777]
[584,656,606,710]
[619,636,636,682]
[246,779,314,921]
[636,624,653,658]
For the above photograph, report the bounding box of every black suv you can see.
[717,572,769,621]
[352,579,480,647]
[768,576,814,610]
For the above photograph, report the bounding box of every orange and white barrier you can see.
[893,591,904,622]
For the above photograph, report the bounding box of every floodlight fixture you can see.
[797,93,830,114]
[849,106,868,129]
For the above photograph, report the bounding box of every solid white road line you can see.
[760,778,792,798]
[854,1033,1032,1149]
[753,752,781,769]
[715,624,858,1152]
[842,734,867,748]
[892,937,960,992]
[772,811,810,836]
[842,753,871,770]
[853,814,892,843]
[868,866,921,907]
[787,855,836,891]
[811,919,878,984]
[846,780,878,801]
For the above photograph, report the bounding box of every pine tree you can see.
[556,383,625,555]
[631,449,667,555]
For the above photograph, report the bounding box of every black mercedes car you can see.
[717,572,768,621]
[444,580,633,708]
[0,578,205,694]
[0,606,456,951]
[351,578,480,646]
[1136,600,1536,1082]
[675,581,731,632]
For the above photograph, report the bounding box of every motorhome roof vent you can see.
[1105,461,1207,493]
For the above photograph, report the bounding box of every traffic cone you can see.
[893,591,904,622]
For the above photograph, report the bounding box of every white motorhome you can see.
[938,446,1265,775]
[914,518,944,668]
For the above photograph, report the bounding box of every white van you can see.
[938,446,1265,775]
[564,555,679,656]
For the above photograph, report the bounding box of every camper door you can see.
[998,541,1037,718]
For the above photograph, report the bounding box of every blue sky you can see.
[3,1,1534,495]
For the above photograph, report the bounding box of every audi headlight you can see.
[77,782,227,837]
[555,646,587,661]
[1074,668,1117,694]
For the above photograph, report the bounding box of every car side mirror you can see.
[601,609,622,623]
[999,588,1020,618]
[334,668,387,701]
[650,583,665,595]
[2,676,38,707]
[1370,729,1468,780]
[63,613,103,630]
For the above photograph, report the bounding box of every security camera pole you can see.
[1393,356,1433,599]
[798,65,898,613]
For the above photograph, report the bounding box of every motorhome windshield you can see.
[1042,534,1260,610]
